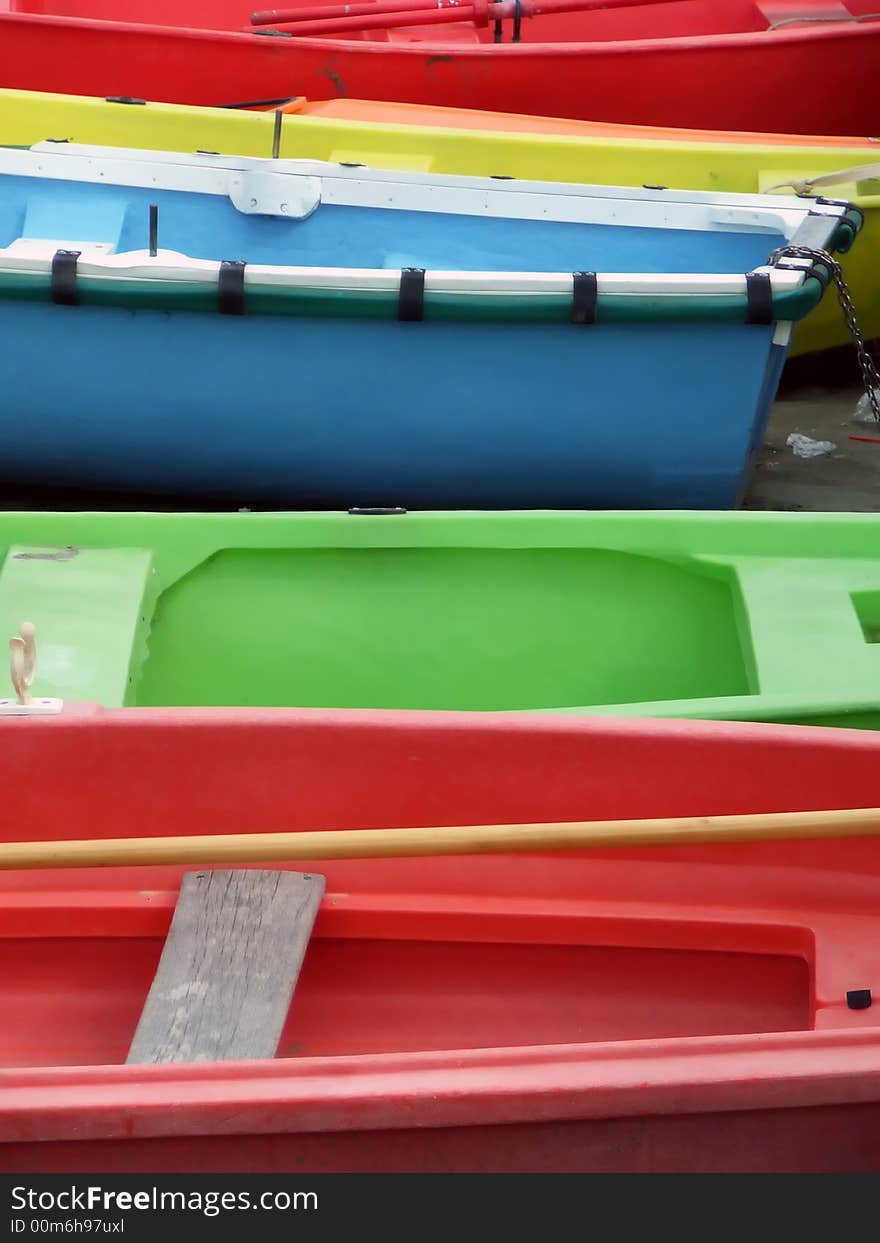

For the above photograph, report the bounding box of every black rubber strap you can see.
[218,260,246,316]
[571,271,598,325]
[512,0,522,41]
[51,250,81,307]
[149,203,158,258]
[745,271,773,325]
[398,268,425,322]
[817,197,865,230]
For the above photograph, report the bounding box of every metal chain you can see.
[768,243,880,422]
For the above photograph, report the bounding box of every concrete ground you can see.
[744,346,880,512]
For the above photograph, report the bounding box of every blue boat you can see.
[0,143,861,508]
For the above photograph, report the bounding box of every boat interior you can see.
[0,151,791,275]
[2,0,877,45]
[2,523,880,716]
[2,710,880,1068]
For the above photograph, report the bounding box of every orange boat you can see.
[285,95,878,147]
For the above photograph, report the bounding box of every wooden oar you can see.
[250,0,685,35]
[3,806,880,871]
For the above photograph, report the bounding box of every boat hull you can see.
[2,88,877,355]
[3,707,880,1173]
[0,301,787,509]
[0,7,878,137]
[2,510,880,726]
[0,145,841,510]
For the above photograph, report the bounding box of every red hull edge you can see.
[5,1104,880,1174]
[0,13,878,134]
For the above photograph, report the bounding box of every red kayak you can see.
[4,706,880,1173]
[0,0,878,132]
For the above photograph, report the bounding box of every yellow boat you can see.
[2,89,877,355]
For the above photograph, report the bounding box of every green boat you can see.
[2,509,879,728]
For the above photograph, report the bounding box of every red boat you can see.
[0,0,877,132]
[3,706,880,1173]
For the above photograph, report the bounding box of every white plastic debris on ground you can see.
[853,388,880,424]
[786,432,837,459]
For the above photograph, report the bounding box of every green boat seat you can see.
[0,544,155,707]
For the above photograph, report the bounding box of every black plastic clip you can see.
[50,250,81,307]
[571,271,598,325]
[398,268,425,322]
[745,271,773,325]
[847,989,872,1010]
[105,96,146,105]
[218,260,247,316]
[348,507,408,515]
[815,195,854,209]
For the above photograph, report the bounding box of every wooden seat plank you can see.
[126,868,325,1064]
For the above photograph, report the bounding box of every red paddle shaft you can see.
[251,0,680,28]
[254,0,473,21]
[261,5,504,32]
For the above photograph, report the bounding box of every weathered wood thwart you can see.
[126,869,325,1064]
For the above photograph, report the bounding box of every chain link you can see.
[768,243,880,422]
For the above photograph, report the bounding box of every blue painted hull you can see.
[0,159,826,507]
[0,300,782,508]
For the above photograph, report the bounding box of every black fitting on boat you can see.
[847,989,872,1010]
[105,96,146,105]
[571,271,598,325]
[149,204,158,258]
[50,250,81,307]
[272,108,283,159]
[217,96,298,108]
[218,261,247,316]
[815,194,863,218]
[745,271,773,325]
[348,507,408,515]
[771,249,833,293]
[512,0,522,42]
[398,268,426,323]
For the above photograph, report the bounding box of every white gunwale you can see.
[0,144,847,300]
[16,142,838,231]
[0,245,808,297]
